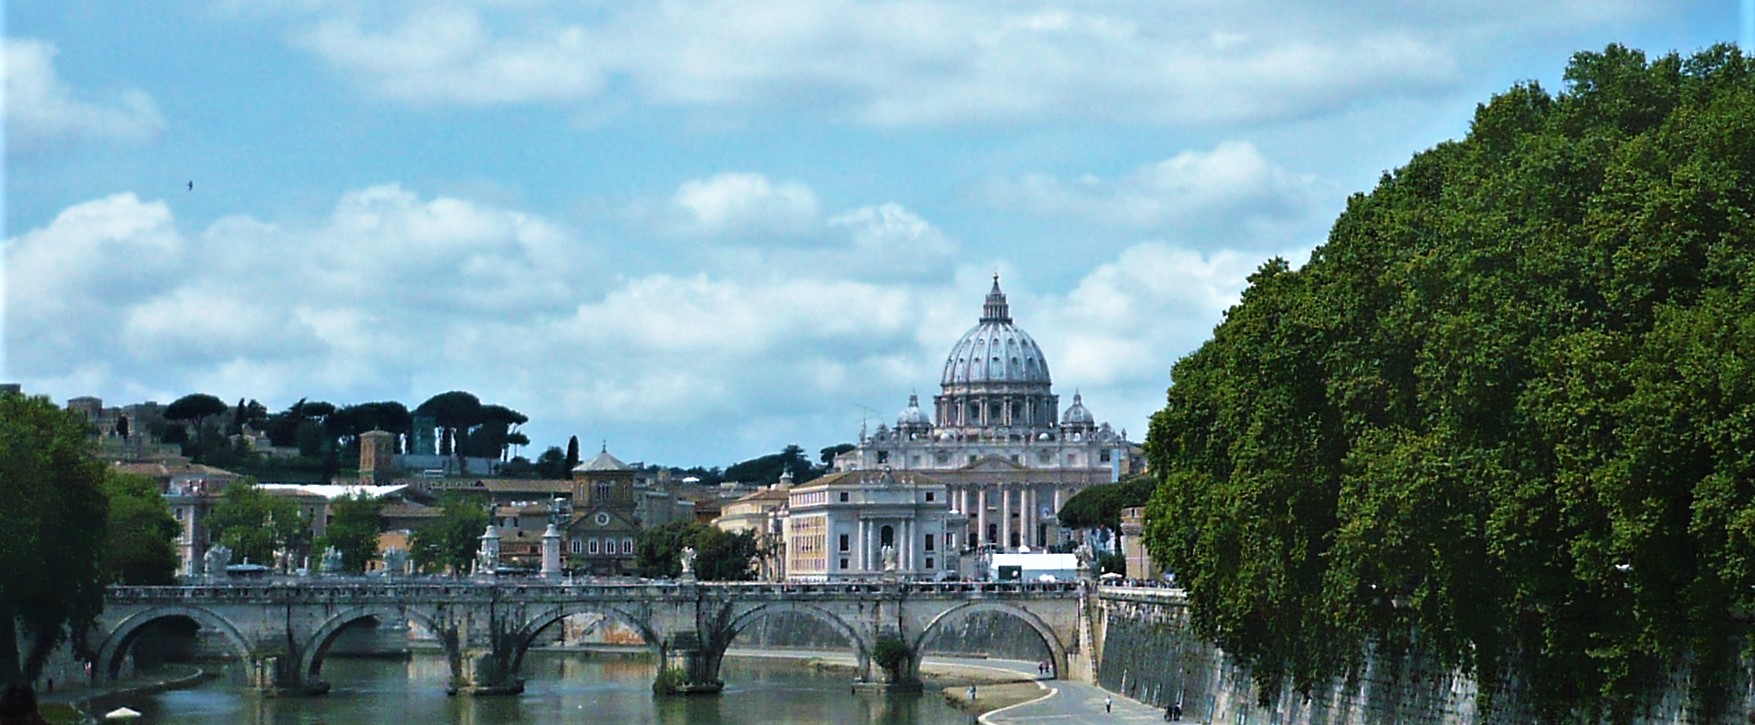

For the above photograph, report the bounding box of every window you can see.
[588,539,600,554]
[839,534,849,552]
[925,534,935,552]
[840,557,850,570]
[877,451,889,464]
[570,539,582,554]
[623,538,634,554]
[925,557,935,569]
[945,532,955,550]
[839,491,850,502]
[968,455,978,465]
[925,491,935,502]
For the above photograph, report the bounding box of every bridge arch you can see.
[96,605,254,680]
[298,605,455,681]
[725,601,873,663]
[510,603,660,676]
[912,600,1068,676]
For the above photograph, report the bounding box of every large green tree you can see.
[0,394,108,682]
[206,482,309,567]
[1142,45,1755,719]
[409,496,491,574]
[315,494,385,573]
[100,472,180,585]
[635,521,759,581]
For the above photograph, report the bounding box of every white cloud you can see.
[5,181,1265,464]
[988,141,1327,249]
[253,0,1665,126]
[297,8,606,104]
[3,38,166,150]
[671,173,821,239]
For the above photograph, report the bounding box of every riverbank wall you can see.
[1091,588,1755,724]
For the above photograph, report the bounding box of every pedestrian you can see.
[967,684,977,702]
[1104,695,1112,713]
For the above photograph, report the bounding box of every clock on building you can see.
[595,512,611,527]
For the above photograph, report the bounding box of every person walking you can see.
[1104,695,1112,713]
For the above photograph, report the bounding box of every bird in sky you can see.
[187,180,194,191]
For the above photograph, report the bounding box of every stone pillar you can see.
[251,652,330,697]
[1053,487,1065,544]
[541,524,562,580]
[658,631,725,695]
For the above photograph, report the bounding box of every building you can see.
[1119,506,1163,581]
[836,276,1142,552]
[783,469,966,582]
[564,446,641,575]
[714,472,797,581]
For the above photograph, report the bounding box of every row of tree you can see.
[1142,45,1755,719]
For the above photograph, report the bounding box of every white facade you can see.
[784,470,967,582]
[836,277,1142,551]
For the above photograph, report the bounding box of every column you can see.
[1000,485,1013,551]
[1021,488,1034,549]
[1052,487,1064,544]
[977,488,989,545]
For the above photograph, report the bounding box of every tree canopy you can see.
[207,482,309,567]
[100,472,180,585]
[636,521,759,581]
[1142,45,1755,719]
[316,494,385,573]
[1056,476,1156,539]
[0,394,109,682]
[724,444,820,485]
[410,495,490,574]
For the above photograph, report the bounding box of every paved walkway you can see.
[983,677,1184,724]
[727,649,1184,724]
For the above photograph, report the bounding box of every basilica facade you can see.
[835,277,1140,552]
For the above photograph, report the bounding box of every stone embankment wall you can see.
[729,610,1055,662]
[1093,591,1755,724]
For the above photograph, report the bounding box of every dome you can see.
[940,276,1052,387]
[897,393,931,427]
[1061,392,1094,426]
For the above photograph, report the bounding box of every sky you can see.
[1,0,1738,468]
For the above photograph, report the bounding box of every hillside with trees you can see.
[1143,45,1755,719]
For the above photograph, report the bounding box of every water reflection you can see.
[95,653,974,725]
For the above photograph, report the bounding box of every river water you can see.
[93,652,977,724]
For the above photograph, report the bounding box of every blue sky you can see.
[2,0,1737,467]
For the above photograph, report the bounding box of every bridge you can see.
[97,579,1084,696]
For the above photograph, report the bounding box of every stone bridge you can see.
[97,580,1083,696]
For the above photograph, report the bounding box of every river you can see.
[91,652,978,724]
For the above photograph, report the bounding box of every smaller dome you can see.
[1062,392,1094,426]
[897,393,931,427]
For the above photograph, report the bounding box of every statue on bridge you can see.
[320,546,344,575]
[680,546,697,581]
[882,544,898,573]
[203,544,232,579]
[382,546,409,577]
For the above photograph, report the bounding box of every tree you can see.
[314,494,384,573]
[207,482,309,567]
[415,392,482,456]
[724,444,819,485]
[1056,476,1156,541]
[819,443,855,467]
[636,521,759,581]
[1140,44,1755,718]
[534,446,569,479]
[100,472,180,585]
[0,394,109,682]
[565,436,581,471]
[409,496,490,574]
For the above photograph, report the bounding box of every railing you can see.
[106,578,1083,603]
